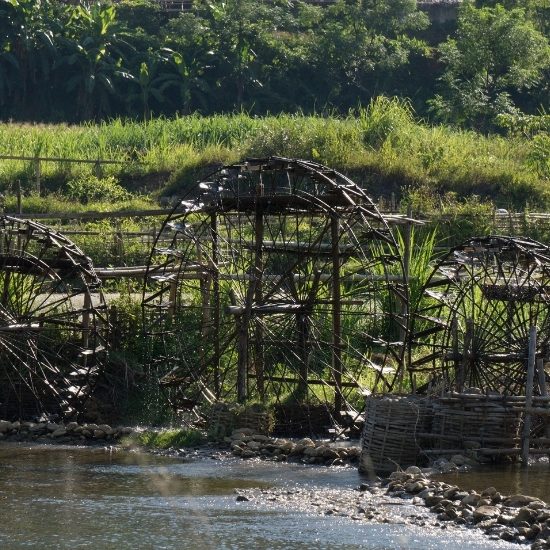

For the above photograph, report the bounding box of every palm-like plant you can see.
[56,4,134,120]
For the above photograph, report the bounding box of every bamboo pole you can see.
[522,326,537,464]
[211,213,221,397]
[331,214,343,414]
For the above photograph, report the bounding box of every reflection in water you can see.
[0,444,520,549]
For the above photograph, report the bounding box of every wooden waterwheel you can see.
[409,236,550,394]
[143,157,407,429]
[0,216,108,420]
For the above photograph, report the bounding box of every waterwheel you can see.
[143,157,407,430]
[409,236,550,394]
[0,216,108,420]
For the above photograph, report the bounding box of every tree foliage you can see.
[430,2,550,131]
[0,0,547,132]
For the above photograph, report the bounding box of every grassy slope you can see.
[0,99,544,209]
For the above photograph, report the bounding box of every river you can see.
[0,443,521,549]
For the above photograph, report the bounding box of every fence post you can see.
[34,154,41,195]
[16,180,22,215]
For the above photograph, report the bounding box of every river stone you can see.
[514,507,539,525]
[389,472,412,482]
[405,481,425,494]
[405,466,422,475]
[46,423,60,432]
[0,420,12,433]
[247,441,261,451]
[481,487,498,497]
[323,448,340,460]
[504,495,545,508]
[93,429,105,439]
[303,446,321,457]
[98,424,113,435]
[424,494,444,508]
[443,487,459,499]
[450,455,467,466]
[462,493,481,506]
[65,422,79,432]
[297,438,315,448]
[253,435,270,442]
[473,505,501,522]
[52,428,67,437]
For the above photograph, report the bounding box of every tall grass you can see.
[0,98,545,208]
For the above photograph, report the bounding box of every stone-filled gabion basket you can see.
[359,396,432,474]
[207,402,273,439]
[428,393,522,453]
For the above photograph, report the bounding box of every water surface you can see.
[0,444,520,549]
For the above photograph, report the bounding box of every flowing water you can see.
[0,443,522,549]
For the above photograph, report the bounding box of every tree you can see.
[0,0,62,119]
[56,4,134,120]
[311,0,429,108]
[430,3,550,131]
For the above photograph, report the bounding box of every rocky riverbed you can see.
[234,465,550,550]
[0,418,134,443]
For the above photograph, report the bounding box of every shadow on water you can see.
[0,443,522,550]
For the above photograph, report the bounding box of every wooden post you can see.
[16,180,22,215]
[331,214,343,415]
[451,316,462,392]
[296,312,309,398]
[114,221,124,265]
[253,179,265,399]
[398,205,412,390]
[522,326,537,464]
[168,280,177,322]
[536,358,550,440]
[211,213,221,396]
[34,154,41,195]
[460,318,473,392]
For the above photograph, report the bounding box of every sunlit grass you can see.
[0,98,544,208]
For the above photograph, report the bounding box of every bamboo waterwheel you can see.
[410,236,550,394]
[143,157,407,428]
[0,216,108,420]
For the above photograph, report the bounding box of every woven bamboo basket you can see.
[359,396,432,474]
[429,393,522,451]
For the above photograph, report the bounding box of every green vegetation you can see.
[0,100,547,209]
[121,428,206,449]
[0,0,547,129]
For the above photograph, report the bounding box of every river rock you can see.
[65,422,79,432]
[297,438,315,448]
[462,493,481,506]
[473,505,501,522]
[93,429,105,439]
[504,495,545,508]
[0,420,12,433]
[98,424,114,436]
[481,487,498,497]
[51,428,67,438]
[405,466,422,475]
[514,507,539,526]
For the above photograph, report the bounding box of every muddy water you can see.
[0,444,519,549]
